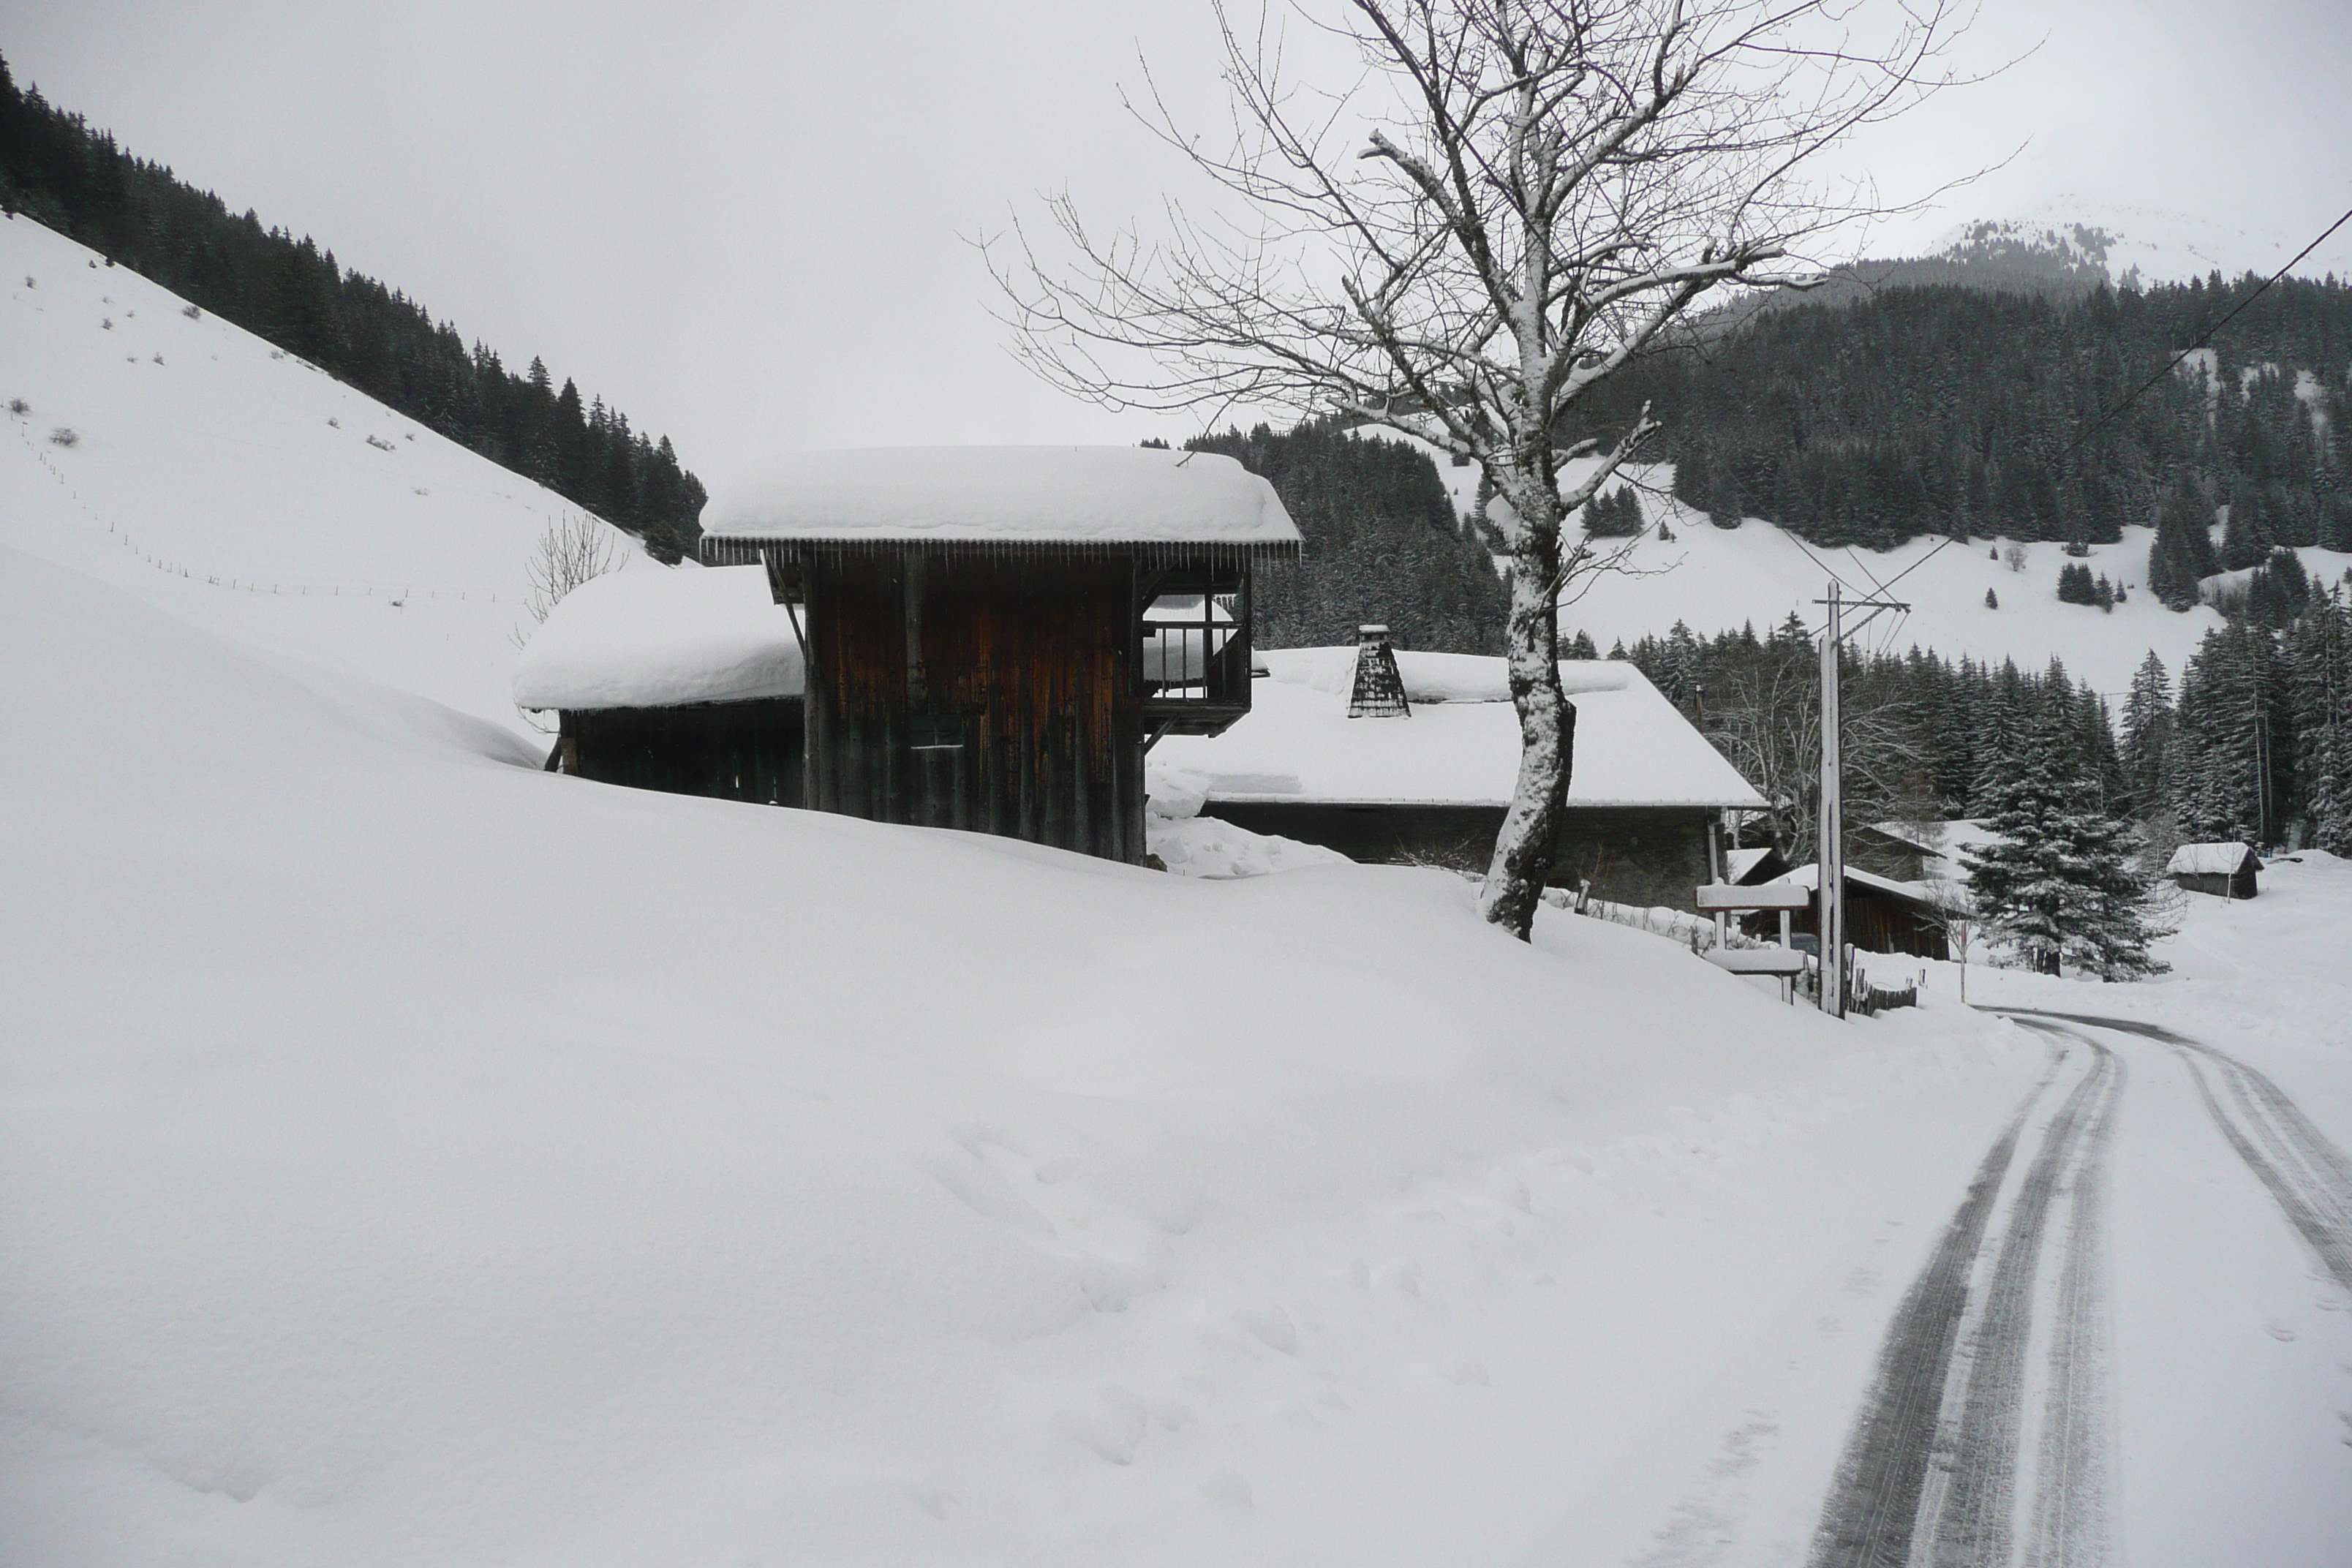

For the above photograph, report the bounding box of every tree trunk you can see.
[1478,483,1572,938]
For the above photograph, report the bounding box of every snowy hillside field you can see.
[1,215,634,738]
[1363,429,2352,700]
[5,207,2352,1564]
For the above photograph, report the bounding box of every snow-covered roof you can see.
[1781,862,1945,905]
[2167,841,2257,876]
[513,565,804,712]
[1722,846,1777,883]
[1151,649,1767,810]
[1868,818,2010,881]
[699,446,1303,552]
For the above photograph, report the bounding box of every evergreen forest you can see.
[1576,276,2352,557]
[1183,423,1509,654]
[1607,579,2352,870]
[0,53,706,560]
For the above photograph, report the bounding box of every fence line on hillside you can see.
[9,417,515,605]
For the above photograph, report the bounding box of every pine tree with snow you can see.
[2219,483,2275,572]
[2286,586,2352,854]
[2146,483,2217,611]
[1964,709,2168,979]
[2119,651,2176,823]
[2174,623,2286,844]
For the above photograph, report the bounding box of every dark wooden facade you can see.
[1725,844,1793,885]
[1749,870,1950,960]
[1198,800,1716,911]
[557,697,804,805]
[698,540,1265,863]
[799,552,1149,861]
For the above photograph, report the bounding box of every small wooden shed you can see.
[1760,863,1951,960]
[2166,841,2260,899]
[698,446,1302,863]
[513,564,805,804]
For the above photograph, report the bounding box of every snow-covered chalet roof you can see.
[1722,846,1778,883]
[699,446,1303,554]
[2166,841,2257,876]
[1150,648,1767,810]
[513,565,804,712]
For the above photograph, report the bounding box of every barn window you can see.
[1140,565,1253,736]
[908,713,966,750]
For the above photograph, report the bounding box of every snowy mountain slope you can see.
[1926,200,2352,288]
[0,213,644,738]
[1557,474,2351,699]
[0,540,2040,1566]
[1358,429,2350,697]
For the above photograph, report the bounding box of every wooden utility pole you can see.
[1814,579,1908,1019]
[1819,581,1846,1017]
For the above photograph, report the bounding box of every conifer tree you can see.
[1963,709,2168,979]
[2119,652,2176,823]
[2220,483,2275,571]
[2286,587,2352,853]
[2147,483,2219,610]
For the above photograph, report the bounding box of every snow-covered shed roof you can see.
[1867,818,2009,881]
[1781,862,1945,907]
[2166,841,2258,876]
[513,565,804,712]
[1723,846,1778,883]
[699,446,1303,554]
[1150,648,1767,810]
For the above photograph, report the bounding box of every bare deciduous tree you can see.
[993,0,1972,935]
[513,513,627,734]
[1703,652,1935,864]
[521,510,624,630]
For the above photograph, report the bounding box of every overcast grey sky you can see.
[7,1,2349,489]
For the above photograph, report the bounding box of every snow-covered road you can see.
[1798,1010,2352,1568]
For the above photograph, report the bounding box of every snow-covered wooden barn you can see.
[1148,646,1767,908]
[2166,840,2260,899]
[698,447,1301,862]
[513,565,806,804]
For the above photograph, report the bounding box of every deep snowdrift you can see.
[0,544,2030,1565]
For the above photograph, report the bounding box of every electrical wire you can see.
[2052,202,2352,471]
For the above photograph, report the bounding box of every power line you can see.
[2052,202,2352,471]
[1777,523,1865,598]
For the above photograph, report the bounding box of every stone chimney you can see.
[1347,624,1411,719]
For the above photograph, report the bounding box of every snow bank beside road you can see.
[0,545,2028,1567]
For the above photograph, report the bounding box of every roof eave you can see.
[701,535,1302,565]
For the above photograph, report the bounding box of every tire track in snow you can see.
[1808,1025,2127,1568]
[1999,1010,2352,1297]
[1803,1048,2062,1568]
[1916,1028,2121,1568]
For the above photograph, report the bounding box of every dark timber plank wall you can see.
[804,554,1145,862]
[564,697,804,805]
[1197,801,1713,910]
